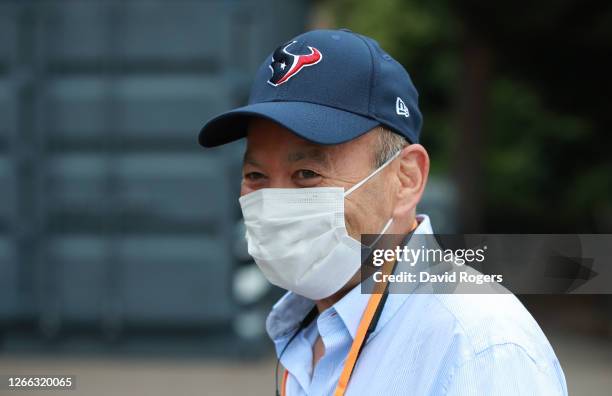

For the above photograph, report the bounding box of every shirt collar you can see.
[329,280,370,339]
[266,214,434,343]
[266,290,315,341]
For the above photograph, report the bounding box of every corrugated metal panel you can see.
[0,0,308,344]
[0,2,19,323]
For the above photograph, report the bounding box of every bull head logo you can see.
[267,41,322,86]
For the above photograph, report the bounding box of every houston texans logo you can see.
[267,41,323,86]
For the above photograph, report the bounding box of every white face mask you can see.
[239,151,400,300]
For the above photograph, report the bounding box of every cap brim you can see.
[198,101,380,147]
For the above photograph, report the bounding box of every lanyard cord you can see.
[275,307,318,396]
[275,259,395,396]
[333,257,398,396]
[276,220,417,396]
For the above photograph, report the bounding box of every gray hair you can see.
[373,126,409,168]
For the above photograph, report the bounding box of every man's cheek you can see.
[343,213,356,239]
[240,182,252,196]
[344,210,365,241]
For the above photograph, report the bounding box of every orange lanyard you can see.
[281,220,417,396]
[280,256,398,396]
[333,286,388,395]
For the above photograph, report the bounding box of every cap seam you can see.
[352,33,377,116]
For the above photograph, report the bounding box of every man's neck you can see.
[314,274,360,313]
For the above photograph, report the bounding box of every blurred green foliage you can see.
[324,0,612,232]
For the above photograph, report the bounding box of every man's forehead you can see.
[244,117,377,167]
[286,146,329,162]
[246,119,332,160]
[244,142,332,167]
[247,118,318,145]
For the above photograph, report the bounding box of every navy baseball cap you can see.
[198,28,422,147]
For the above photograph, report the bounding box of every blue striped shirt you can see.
[266,215,567,395]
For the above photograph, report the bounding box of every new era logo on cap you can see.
[396,97,410,118]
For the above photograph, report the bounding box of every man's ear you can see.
[393,144,430,220]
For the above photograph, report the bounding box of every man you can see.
[198,29,567,395]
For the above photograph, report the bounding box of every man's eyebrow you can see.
[287,147,330,167]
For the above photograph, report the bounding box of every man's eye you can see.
[244,172,266,181]
[295,169,321,179]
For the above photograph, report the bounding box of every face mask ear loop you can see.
[344,150,402,197]
[366,218,394,249]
